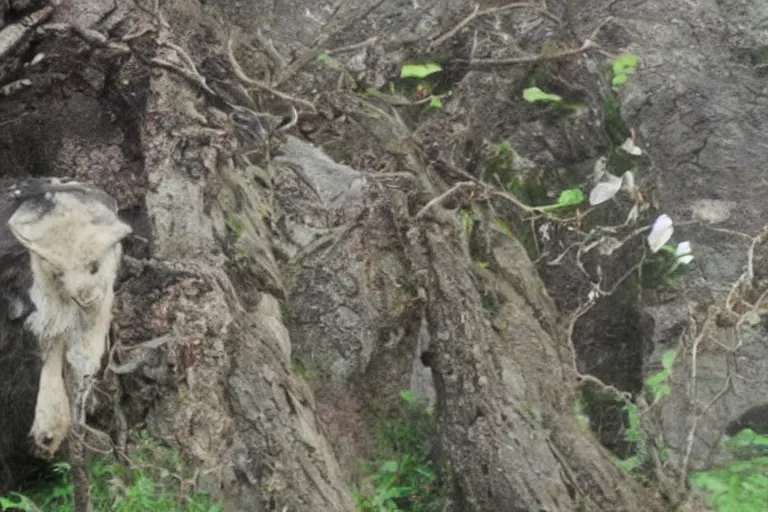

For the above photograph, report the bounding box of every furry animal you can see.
[4,178,131,460]
[0,241,43,491]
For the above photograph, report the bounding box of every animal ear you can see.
[7,200,57,251]
[7,187,132,263]
[90,218,133,251]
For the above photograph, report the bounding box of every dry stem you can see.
[226,35,316,112]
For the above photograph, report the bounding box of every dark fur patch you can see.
[0,179,56,492]
[0,260,49,492]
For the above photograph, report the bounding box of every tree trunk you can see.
[0,0,669,510]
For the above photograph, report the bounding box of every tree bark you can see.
[416,215,661,511]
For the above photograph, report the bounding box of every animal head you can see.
[7,181,132,309]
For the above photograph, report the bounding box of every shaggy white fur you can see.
[7,183,131,459]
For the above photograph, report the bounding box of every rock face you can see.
[1,0,765,510]
[568,0,768,474]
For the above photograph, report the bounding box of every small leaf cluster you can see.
[690,429,768,512]
[616,350,677,476]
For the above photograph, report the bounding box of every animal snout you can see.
[73,288,101,308]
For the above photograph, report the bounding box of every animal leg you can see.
[29,337,71,459]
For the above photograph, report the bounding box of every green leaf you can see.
[690,472,730,494]
[400,62,442,79]
[661,244,677,255]
[399,390,414,403]
[459,210,474,233]
[536,188,584,212]
[645,371,666,392]
[617,455,641,472]
[612,73,628,87]
[523,86,562,104]
[493,218,514,238]
[381,460,399,474]
[555,188,585,207]
[317,52,330,63]
[653,383,671,402]
[612,55,638,76]
[661,349,677,370]
[429,96,443,108]
[729,428,768,448]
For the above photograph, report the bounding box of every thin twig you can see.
[327,36,378,55]
[226,35,316,112]
[415,181,475,219]
[430,2,559,49]
[429,3,480,49]
[412,92,452,105]
[151,57,217,97]
[689,307,715,402]
[465,39,596,69]
[277,106,299,133]
[680,373,732,487]
[746,224,768,284]
[255,28,286,70]
[490,189,536,215]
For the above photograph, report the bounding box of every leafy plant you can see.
[523,86,562,104]
[364,62,447,109]
[639,215,696,289]
[616,349,678,475]
[690,429,768,512]
[617,402,645,474]
[644,349,677,403]
[611,55,638,87]
[400,63,442,79]
[0,434,221,511]
[536,188,585,212]
[353,391,448,511]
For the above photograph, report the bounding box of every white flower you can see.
[621,137,643,156]
[675,241,694,265]
[620,170,636,194]
[589,173,623,206]
[647,214,674,253]
[589,169,637,206]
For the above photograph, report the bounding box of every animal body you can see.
[0,177,131,484]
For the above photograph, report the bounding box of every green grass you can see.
[0,432,221,512]
[352,391,450,512]
[690,429,768,512]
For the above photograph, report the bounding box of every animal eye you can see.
[88,261,100,275]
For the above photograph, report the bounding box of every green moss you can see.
[751,45,768,66]
[225,216,246,240]
[482,292,499,315]
[292,356,317,379]
[507,175,549,208]
[483,140,518,184]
